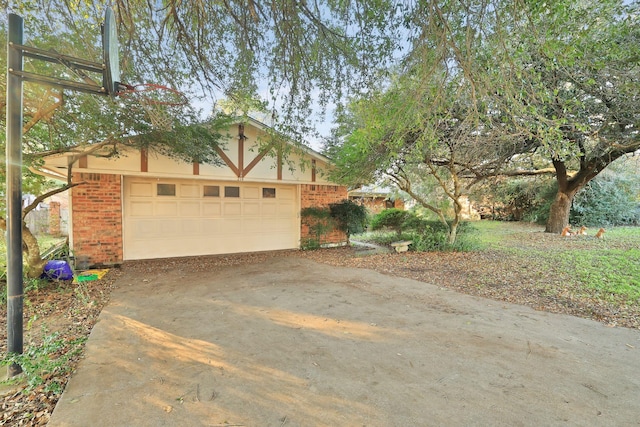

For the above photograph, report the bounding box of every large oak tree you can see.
[487,0,640,232]
[327,0,640,234]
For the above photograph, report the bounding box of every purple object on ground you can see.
[41,260,73,280]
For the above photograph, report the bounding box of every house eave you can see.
[238,116,332,164]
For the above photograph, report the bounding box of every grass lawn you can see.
[472,221,640,303]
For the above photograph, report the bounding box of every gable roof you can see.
[239,115,331,164]
[33,116,335,185]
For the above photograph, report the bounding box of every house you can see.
[348,185,405,214]
[35,117,347,266]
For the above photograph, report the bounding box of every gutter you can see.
[29,165,68,182]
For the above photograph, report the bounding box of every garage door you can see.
[123,177,299,260]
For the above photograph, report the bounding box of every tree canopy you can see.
[1,0,403,190]
[4,0,400,130]
[326,0,640,234]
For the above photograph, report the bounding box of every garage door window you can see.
[262,187,276,198]
[157,183,176,196]
[203,185,220,197]
[224,186,240,197]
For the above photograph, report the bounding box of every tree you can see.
[570,156,640,227]
[325,70,516,244]
[328,0,640,234]
[12,0,399,134]
[486,0,640,232]
[325,0,542,244]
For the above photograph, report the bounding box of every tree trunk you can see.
[22,223,47,279]
[447,196,463,245]
[447,221,458,245]
[545,188,578,234]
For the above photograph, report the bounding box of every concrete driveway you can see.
[49,256,640,426]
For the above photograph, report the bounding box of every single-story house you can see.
[348,185,405,214]
[35,117,347,266]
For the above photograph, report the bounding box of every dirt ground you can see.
[47,255,639,427]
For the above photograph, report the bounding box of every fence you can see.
[23,201,69,236]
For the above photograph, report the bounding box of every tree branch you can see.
[23,89,64,135]
[22,182,85,219]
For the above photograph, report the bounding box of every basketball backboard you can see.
[102,8,120,96]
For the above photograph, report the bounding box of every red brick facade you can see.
[71,173,123,266]
[300,184,348,246]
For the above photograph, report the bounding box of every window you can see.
[157,183,176,196]
[203,185,220,197]
[224,186,240,197]
[262,187,276,198]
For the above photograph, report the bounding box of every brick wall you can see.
[71,173,123,266]
[300,184,348,246]
[48,201,61,236]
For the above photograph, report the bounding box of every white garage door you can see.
[123,177,300,260]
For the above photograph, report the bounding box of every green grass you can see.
[563,249,640,302]
[473,221,640,303]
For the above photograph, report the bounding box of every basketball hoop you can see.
[117,83,189,131]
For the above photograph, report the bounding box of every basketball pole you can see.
[5,10,118,379]
[6,13,25,378]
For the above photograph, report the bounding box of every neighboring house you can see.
[21,193,69,236]
[35,117,347,266]
[348,186,405,214]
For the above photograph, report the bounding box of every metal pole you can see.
[6,13,24,378]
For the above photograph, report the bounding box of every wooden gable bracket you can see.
[140,147,148,172]
[214,146,241,177]
[242,142,276,178]
[312,159,316,182]
[238,124,245,175]
[214,123,279,179]
[213,123,244,178]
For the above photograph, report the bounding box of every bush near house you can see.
[301,199,368,249]
[328,199,368,241]
[370,208,411,235]
[359,208,476,252]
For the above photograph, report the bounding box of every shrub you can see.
[370,208,410,234]
[355,219,476,252]
[370,208,432,236]
[570,174,640,226]
[301,200,369,248]
[329,199,368,239]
